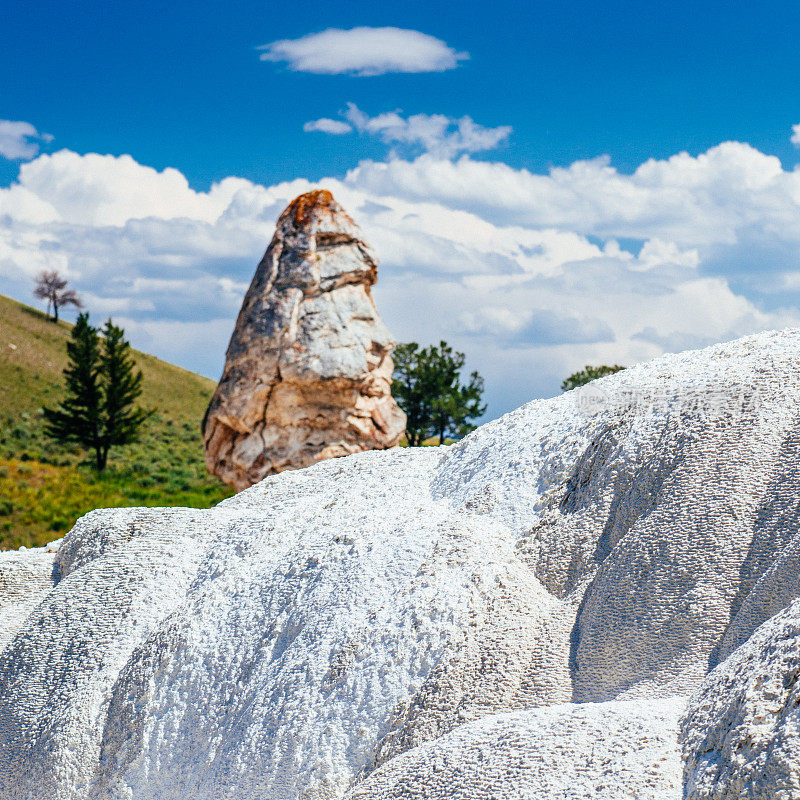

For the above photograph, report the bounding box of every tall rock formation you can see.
[203,190,406,490]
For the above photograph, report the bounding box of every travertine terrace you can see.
[2,330,800,798]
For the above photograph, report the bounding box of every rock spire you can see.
[203,190,406,490]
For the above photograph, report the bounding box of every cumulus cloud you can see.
[305,104,511,158]
[792,123,800,147]
[0,120,53,160]
[258,27,468,76]
[2,138,800,417]
[303,118,353,135]
[14,150,259,226]
[344,143,800,249]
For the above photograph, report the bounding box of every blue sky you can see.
[6,0,800,184]
[3,1,800,418]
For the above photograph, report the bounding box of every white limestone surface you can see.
[1,329,800,799]
[0,541,58,649]
[681,597,800,800]
[1,452,540,800]
[348,697,686,800]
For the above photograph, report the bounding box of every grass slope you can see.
[0,293,233,549]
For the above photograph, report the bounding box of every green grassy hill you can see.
[0,293,234,549]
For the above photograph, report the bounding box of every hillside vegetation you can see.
[0,293,233,549]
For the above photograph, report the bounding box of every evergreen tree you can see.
[392,341,486,446]
[96,320,151,469]
[392,343,431,447]
[44,315,151,469]
[43,313,101,453]
[561,364,625,392]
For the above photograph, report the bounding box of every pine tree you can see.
[97,320,150,469]
[43,313,101,455]
[391,342,432,447]
[392,341,486,446]
[44,315,151,469]
[561,364,625,392]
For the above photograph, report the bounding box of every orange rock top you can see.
[287,189,337,226]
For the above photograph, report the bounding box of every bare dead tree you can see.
[33,270,83,322]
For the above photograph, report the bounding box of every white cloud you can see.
[258,27,467,76]
[344,143,799,247]
[303,118,353,135]
[15,150,263,226]
[305,104,511,158]
[2,136,800,417]
[792,123,800,147]
[0,120,52,160]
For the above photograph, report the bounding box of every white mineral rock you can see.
[0,544,56,650]
[681,596,800,800]
[348,697,686,800]
[1,330,799,799]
